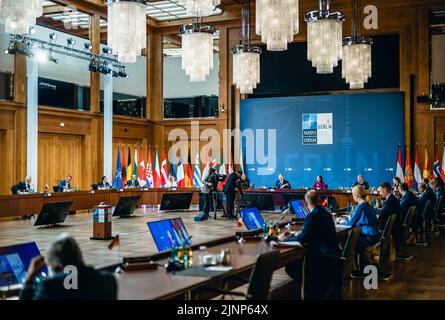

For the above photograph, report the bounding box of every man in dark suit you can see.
[125,174,140,189]
[353,175,369,190]
[223,170,242,220]
[376,181,401,229]
[57,175,72,192]
[20,234,117,300]
[279,191,340,293]
[400,182,417,218]
[415,182,437,230]
[275,174,291,189]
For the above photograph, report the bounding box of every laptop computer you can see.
[0,242,48,288]
[147,218,192,252]
[289,200,310,220]
[240,208,265,230]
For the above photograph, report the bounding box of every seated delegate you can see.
[125,174,140,189]
[312,175,327,190]
[341,185,379,275]
[353,175,370,190]
[20,233,117,300]
[58,175,73,192]
[279,190,340,285]
[275,174,292,189]
[97,176,112,190]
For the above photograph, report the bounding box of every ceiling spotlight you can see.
[49,33,57,42]
[4,42,15,55]
[118,67,128,79]
[112,70,119,78]
[88,59,99,72]
[34,49,48,63]
[102,47,112,55]
[99,63,111,75]
[67,38,76,47]
[84,42,93,50]
[48,51,59,64]
[29,27,36,35]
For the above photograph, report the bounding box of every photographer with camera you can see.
[201,167,219,219]
[223,170,243,220]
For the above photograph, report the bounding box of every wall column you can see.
[26,57,38,186]
[103,73,113,181]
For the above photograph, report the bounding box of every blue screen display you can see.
[240,208,265,230]
[240,92,405,189]
[290,200,310,219]
[0,242,47,286]
[147,218,192,252]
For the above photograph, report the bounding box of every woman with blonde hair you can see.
[343,185,380,276]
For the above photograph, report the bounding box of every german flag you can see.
[108,235,120,250]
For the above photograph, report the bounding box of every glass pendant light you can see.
[255,0,299,51]
[305,0,344,74]
[181,21,215,82]
[232,0,261,94]
[184,0,221,17]
[342,0,372,89]
[107,0,147,64]
[0,0,43,34]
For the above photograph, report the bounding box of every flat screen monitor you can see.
[0,242,48,287]
[282,193,305,206]
[328,196,340,212]
[147,218,192,252]
[240,208,265,230]
[243,193,275,211]
[112,196,140,217]
[159,193,193,211]
[290,200,310,219]
[34,201,73,226]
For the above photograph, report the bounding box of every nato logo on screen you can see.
[302,113,333,145]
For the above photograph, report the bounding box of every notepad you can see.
[205,266,233,272]
[271,241,303,248]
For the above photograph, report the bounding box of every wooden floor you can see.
[1,207,445,300]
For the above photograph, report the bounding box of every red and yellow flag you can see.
[404,145,413,189]
[423,144,433,180]
[108,235,120,250]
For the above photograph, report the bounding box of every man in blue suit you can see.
[415,182,437,230]
[279,191,340,287]
[400,182,418,218]
[223,170,242,220]
[57,175,72,192]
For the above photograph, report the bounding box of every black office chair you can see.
[428,196,443,235]
[340,227,361,279]
[364,214,397,281]
[53,186,62,192]
[433,195,445,228]
[396,205,416,262]
[416,200,430,247]
[92,184,98,191]
[201,250,279,300]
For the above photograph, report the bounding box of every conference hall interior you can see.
[0,0,445,302]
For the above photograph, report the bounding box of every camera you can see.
[217,174,227,182]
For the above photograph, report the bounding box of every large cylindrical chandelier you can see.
[107,0,147,64]
[181,23,215,82]
[305,0,344,74]
[0,0,43,34]
[184,0,221,17]
[232,0,261,94]
[342,0,372,89]
[255,0,299,51]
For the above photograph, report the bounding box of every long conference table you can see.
[0,188,380,219]
[116,224,351,300]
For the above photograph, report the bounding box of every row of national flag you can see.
[112,146,240,189]
[396,141,445,189]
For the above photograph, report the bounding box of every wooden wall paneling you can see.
[89,14,100,113]
[147,29,163,122]
[13,54,26,104]
[0,107,16,194]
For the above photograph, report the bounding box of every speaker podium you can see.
[90,203,113,240]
